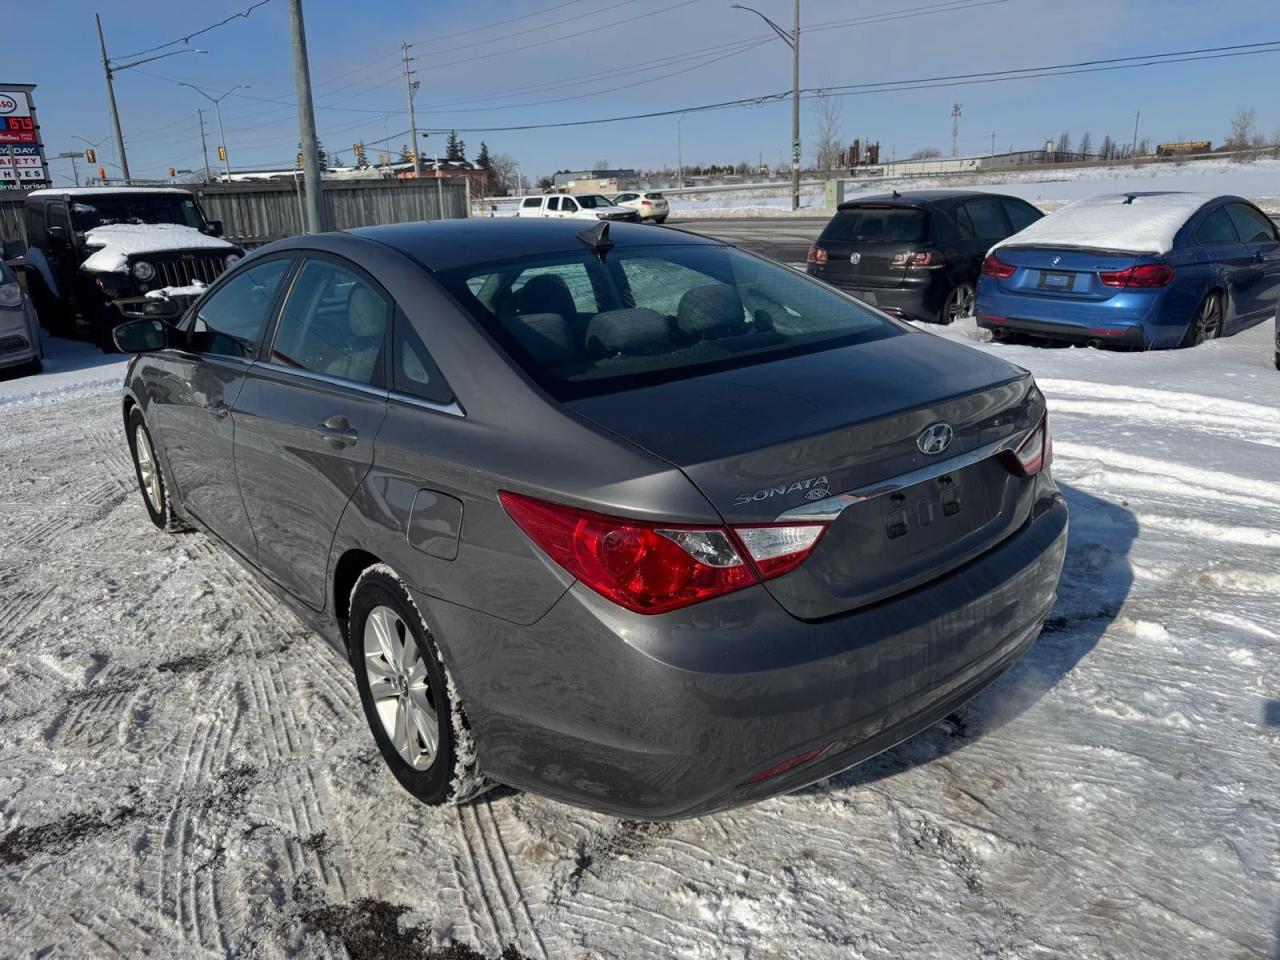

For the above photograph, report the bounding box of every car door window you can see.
[956,198,1009,240]
[188,258,292,358]
[392,310,453,405]
[1195,208,1239,246]
[270,258,391,386]
[547,197,560,212]
[1002,199,1041,233]
[521,197,541,209]
[1225,203,1278,243]
[562,197,579,213]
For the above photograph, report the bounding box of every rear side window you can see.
[521,197,541,209]
[547,197,560,211]
[1195,208,1239,246]
[1002,199,1041,233]
[956,198,1009,240]
[392,310,453,405]
[1226,203,1277,243]
[822,206,928,243]
[270,259,390,386]
[189,258,291,358]
[436,244,899,400]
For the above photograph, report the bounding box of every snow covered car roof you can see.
[26,186,196,199]
[992,191,1218,256]
[81,223,237,274]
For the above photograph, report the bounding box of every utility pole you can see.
[1131,109,1141,161]
[991,131,996,158]
[677,113,686,187]
[402,42,421,177]
[951,102,962,158]
[289,0,324,233]
[96,14,130,184]
[197,109,212,183]
[731,2,800,210]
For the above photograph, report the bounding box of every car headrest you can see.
[507,312,577,366]
[675,283,746,340]
[515,274,578,321]
[348,285,386,338]
[585,308,671,357]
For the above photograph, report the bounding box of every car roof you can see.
[838,189,1025,209]
[346,218,719,272]
[26,187,194,200]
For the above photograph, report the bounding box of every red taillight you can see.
[640,200,652,206]
[981,253,1016,279]
[1098,263,1174,288]
[499,493,826,614]
[890,250,945,269]
[1003,415,1052,477]
[807,244,828,266]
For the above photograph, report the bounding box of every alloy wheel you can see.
[1194,293,1223,343]
[133,425,163,514]
[945,284,975,322]
[363,604,439,770]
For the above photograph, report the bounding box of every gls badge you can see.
[734,475,830,506]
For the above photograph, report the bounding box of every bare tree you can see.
[593,158,611,170]
[487,153,521,196]
[810,89,846,175]
[1055,131,1072,158]
[1077,131,1092,157]
[1226,108,1257,159]
[909,147,942,160]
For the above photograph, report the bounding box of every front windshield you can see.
[439,242,900,399]
[575,195,614,210]
[70,195,205,232]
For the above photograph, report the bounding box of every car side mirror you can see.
[46,225,67,245]
[113,318,168,353]
[206,220,224,237]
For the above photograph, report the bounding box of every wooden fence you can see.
[0,175,470,249]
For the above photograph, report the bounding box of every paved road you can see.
[667,217,829,263]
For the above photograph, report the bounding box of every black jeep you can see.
[12,188,242,350]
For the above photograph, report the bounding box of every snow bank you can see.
[81,224,235,274]
[993,191,1215,255]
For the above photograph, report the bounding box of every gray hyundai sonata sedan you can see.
[116,218,1066,819]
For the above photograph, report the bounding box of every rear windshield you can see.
[822,206,928,243]
[436,243,900,400]
[644,192,665,200]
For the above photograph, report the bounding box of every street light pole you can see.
[731,2,801,211]
[93,13,206,186]
[177,82,247,180]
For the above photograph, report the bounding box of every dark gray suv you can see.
[116,219,1067,819]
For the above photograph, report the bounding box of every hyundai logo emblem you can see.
[849,252,861,265]
[916,422,954,455]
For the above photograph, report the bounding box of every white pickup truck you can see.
[516,194,640,222]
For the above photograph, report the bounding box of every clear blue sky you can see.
[11,0,1280,183]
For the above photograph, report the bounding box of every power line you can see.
[420,39,1280,133]
[411,0,604,46]
[112,0,275,61]
[414,0,646,56]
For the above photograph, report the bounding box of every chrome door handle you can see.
[314,415,358,448]
[206,402,230,419]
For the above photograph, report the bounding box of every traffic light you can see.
[352,142,364,158]
[85,148,96,163]
[97,167,106,179]
[296,152,304,168]
[217,146,226,162]
[168,167,176,178]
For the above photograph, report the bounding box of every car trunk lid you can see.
[810,204,931,290]
[990,245,1145,302]
[568,331,1045,619]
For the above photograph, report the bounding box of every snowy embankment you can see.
[669,157,1280,217]
[0,322,1277,958]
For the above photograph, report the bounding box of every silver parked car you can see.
[116,219,1067,819]
[0,259,43,375]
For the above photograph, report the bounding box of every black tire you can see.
[1181,290,1225,348]
[126,407,189,533]
[939,282,975,324]
[349,565,487,806]
[1274,351,1279,372]
[653,215,668,224]
[27,277,72,339]
[94,306,121,353]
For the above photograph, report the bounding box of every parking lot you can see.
[2,216,1277,957]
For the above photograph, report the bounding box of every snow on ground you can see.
[1,318,1278,959]
[668,157,1280,217]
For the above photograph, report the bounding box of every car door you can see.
[145,255,295,559]
[231,255,391,610]
[560,196,581,219]
[42,201,81,312]
[1224,202,1280,322]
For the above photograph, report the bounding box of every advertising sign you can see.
[0,86,50,189]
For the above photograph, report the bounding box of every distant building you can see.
[552,169,637,190]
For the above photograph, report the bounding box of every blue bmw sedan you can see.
[975,192,1280,349]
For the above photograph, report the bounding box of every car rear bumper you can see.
[808,267,949,321]
[0,303,40,368]
[419,486,1068,819]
